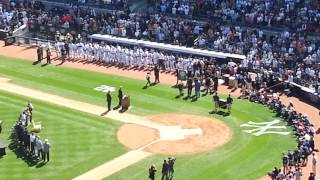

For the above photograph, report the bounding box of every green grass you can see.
[0,56,297,179]
[106,102,296,180]
[0,91,127,180]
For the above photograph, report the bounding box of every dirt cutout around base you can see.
[117,114,232,155]
[117,124,160,149]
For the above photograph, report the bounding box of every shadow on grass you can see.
[209,110,230,117]
[32,61,41,65]
[36,161,47,168]
[8,131,44,167]
[41,63,49,67]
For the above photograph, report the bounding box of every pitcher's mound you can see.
[117,114,232,155]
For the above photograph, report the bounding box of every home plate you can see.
[159,126,203,141]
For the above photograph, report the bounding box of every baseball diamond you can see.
[0,1,320,180]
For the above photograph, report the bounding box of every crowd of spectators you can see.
[249,91,317,179]
[0,0,128,35]
[97,12,320,92]
[46,0,127,10]
[2,0,316,93]
[30,4,318,92]
[157,0,320,33]
[0,0,42,32]
[229,62,317,179]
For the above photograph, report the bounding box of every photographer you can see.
[148,165,157,180]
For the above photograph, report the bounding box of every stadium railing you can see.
[41,0,125,14]
[4,35,56,49]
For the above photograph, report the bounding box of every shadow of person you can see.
[41,63,49,67]
[8,138,39,167]
[100,110,110,116]
[35,161,47,168]
[113,105,121,110]
[32,61,40,65]
[202,92,208,97]
[175,94,182,99]
[56,60,65,66]
[216,111,229,117]
[183,96,189,100]
[191,97,198,102]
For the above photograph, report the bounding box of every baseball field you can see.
[0,55,297,180]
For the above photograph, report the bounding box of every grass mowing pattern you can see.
[0,91,127,180]
[0,56,296,179]
[106,101,296,180]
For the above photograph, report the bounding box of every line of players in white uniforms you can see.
[53,41,207,71]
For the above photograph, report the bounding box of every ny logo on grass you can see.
[94,85,116,93]
[240,119,290,136]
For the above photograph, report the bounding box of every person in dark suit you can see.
[213,76,219,92]
[37,46,42,62]
[161,160,169,180]
[187,78,193,97]
[226,94,233,113]
[23,130,30,151]
[118,87,123,107]
[61,47,66,63]
[168,157,176,178]
[154,65,160,84]
[46,48,51,64]
[213,93,220,112]
[40,47,44,60]
[64,42,69,57]
[106,91,112,111]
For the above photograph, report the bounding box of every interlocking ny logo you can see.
[94,85,116,93]
[240,119,290,136]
